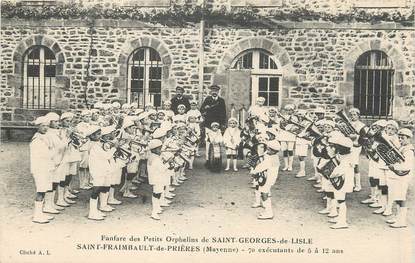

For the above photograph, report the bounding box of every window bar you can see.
[25,59,28,108]
[44,56,46,109]
[143,49,147,108]
[32,56,35,109]
[385,70,389,119]
[371,68,375,119]
[390,71,394,118]
[378,52,383,119]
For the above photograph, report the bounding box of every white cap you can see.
[111,102,121,108]
[81,109,91,116]
[94,102,103,109]
[328,131,353,148]
[148,139,163,150]
[45,112,60,122]
[297,109,307,116]
[163,101,172,105]
[101,125,116,136]
[211,122,220,128]
[102,103,111,110]
[284,104,295,110]
[85,125,101,137]
[148,109,157,116]
[33,116,50,125]
[228,117,238,124]
[314,107,325,113]
[61,112,75,120]
[121,103,130,109]
[256,97,266,102]
[152,128,167,139]
[268,107,277,113]
[349,108,360,115]
[317,119,335,127]
[137,112,149,121]
[161,122,173,131]
[157,110,166,115]
[372,120,387,127]
[266,140,281,151]
[258,113,269,123]
[398,128,413,138]
[122,118,135,129]
[386,120,399,130]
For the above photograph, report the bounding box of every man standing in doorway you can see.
[200,85,227,166]
[170,86,191,114]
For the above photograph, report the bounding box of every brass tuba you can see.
[372,133,409,176]
[335,110,358,136]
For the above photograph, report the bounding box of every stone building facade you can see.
[1,0,414,127]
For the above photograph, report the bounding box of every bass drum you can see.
[208,144,222,173]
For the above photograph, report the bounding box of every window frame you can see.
[126,47,163,108]
[353,50,395,119]
[231,49,282,107]
[22,45,56,109]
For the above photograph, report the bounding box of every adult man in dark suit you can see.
[200,85,227,165]
[170,86,191,114]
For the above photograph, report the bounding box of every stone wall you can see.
[204,26,415,117]
[1,18,414,123]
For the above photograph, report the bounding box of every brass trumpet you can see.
[69,132,89,149]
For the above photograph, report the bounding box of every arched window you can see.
[231,49,281,107]
[22,46,56,109]
[354,50,394,118]
[127,47,162,108]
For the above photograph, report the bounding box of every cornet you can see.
[69,132,88,149]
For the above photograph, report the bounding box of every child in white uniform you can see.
[223,118,241,171]
[250,140,281,220]
[387,128,414,228]
[30,116,55,224]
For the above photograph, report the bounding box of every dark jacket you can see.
[170,95,191,114]
[200,96,226,128]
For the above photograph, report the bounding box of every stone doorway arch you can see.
[211,37,298,116]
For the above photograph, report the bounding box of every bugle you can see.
[69,132,88,149]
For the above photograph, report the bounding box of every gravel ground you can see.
[0,142,413,263]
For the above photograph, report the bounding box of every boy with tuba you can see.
[359,120,387,206]
[373,120,400,216]
[386,128,414,228]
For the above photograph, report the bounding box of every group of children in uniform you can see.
[29,100,203,223]
[29,96,414,228]
[241,98,413,229]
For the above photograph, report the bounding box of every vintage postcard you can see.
[0,0,414,262]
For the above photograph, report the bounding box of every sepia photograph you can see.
[0,0,414,262]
